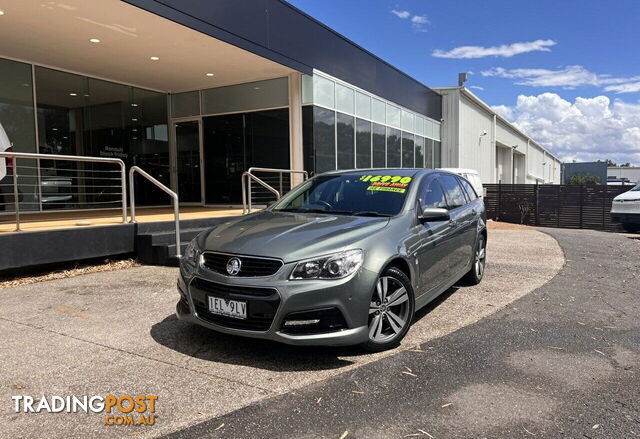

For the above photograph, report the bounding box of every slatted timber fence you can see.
[483,184,632,232]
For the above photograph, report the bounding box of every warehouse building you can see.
[0,0,558,219]
[607,167,640,185]
[436,87,562,185]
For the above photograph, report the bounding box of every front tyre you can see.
[361,267,415,352]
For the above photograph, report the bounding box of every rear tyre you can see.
[462,234,486,286]
[361,267,415,352]
[622,223,640,233]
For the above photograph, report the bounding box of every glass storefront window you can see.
[434,141,442,168]
[425,119,434,139]
[0,58,37,212]
[425,138,434,168]
[371,98,385,124]
[336,112,354,170]
[401,132,414,168]
[302,106,315,175]
[355,91,371,119]
[335,83,354,114]
[433,122,442,141]
[372,123,386,168]
[201,77,288,115]
[34,66,169,208]
[355,118,371,168]
[302,74,314,105]
[415,136,425,168]
[314,106,336,173]
[313,75,335,109]
[386,104,401,129]
[171,91,200,118]
[402,110,414,133]
[386,127,401,167]
[415,116,424,136]
[202,108,290,204]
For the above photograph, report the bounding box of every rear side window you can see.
[458,177,478,200]
[439,175,467,209]
[420,178,447,208]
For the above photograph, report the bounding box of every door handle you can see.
[471,209,477,216]
[448,219,457,227]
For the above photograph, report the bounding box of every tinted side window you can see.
[459,177,478,200]
[439,175,467,209]
[420,179,447,208]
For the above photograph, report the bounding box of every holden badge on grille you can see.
[226,257,242,276]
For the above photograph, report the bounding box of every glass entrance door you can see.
[174,120,202,203]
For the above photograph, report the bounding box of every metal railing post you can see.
[129,166,181,258]
[120,162,127,223]
[241,174,248,215]
[12,158,20,232]
[0,151,127,225]
[129,167,137,223]
[241,168,308,214]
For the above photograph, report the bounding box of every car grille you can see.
[190,278,280,331]
[202,252,284,277]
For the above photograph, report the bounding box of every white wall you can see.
[608,167,640,184]
[457,93,496,184]
[526,143,546,183]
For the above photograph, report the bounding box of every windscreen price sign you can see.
[360,174,413,193]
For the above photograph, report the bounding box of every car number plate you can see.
[208,297,247,320]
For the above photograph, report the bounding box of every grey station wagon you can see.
[177,169,487,351]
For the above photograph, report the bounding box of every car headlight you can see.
[290,249,364,280]
[182,239,200,268]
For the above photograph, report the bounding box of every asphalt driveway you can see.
[163,228,640,439]
[0,227,564,438]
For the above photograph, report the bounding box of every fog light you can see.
[283,319,321,326]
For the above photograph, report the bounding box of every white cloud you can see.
[391,9,410,19]
[605,81,640,94]
[491,104,513,119]
[497,93,640,165]
[411,14,429,31]
[391,10,429,31]
[432,39,556,59]
[469,85,484,91]
[482,65,640,93]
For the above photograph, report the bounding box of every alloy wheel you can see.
[368,276,411,343]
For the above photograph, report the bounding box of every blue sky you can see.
[288,0,640,164]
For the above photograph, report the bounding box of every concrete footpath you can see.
[163,228,640,439]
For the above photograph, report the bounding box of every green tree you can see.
[568,173,602,185]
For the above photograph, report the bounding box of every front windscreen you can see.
[272,172,415,217]
[631,184,640,191]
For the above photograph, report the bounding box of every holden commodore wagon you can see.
[177,169,487,351]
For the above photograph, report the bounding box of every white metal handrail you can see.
[129,166,181,258]
[0,151,126,232]
[241,167,308,214]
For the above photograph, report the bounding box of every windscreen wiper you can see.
[277,208,352,215]
[353,211,392,217]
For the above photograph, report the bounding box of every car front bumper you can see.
[176,262,378,347]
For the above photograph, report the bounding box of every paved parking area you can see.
[0,228,564,438]
[170,228,639,439]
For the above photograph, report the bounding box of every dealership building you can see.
[0,0,561,218]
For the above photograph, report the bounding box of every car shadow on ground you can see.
[150,314,357,372]
[150,286,461,372]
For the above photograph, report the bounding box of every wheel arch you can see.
[382,257,413,284]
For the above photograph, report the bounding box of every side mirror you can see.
[418,207,450,222]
